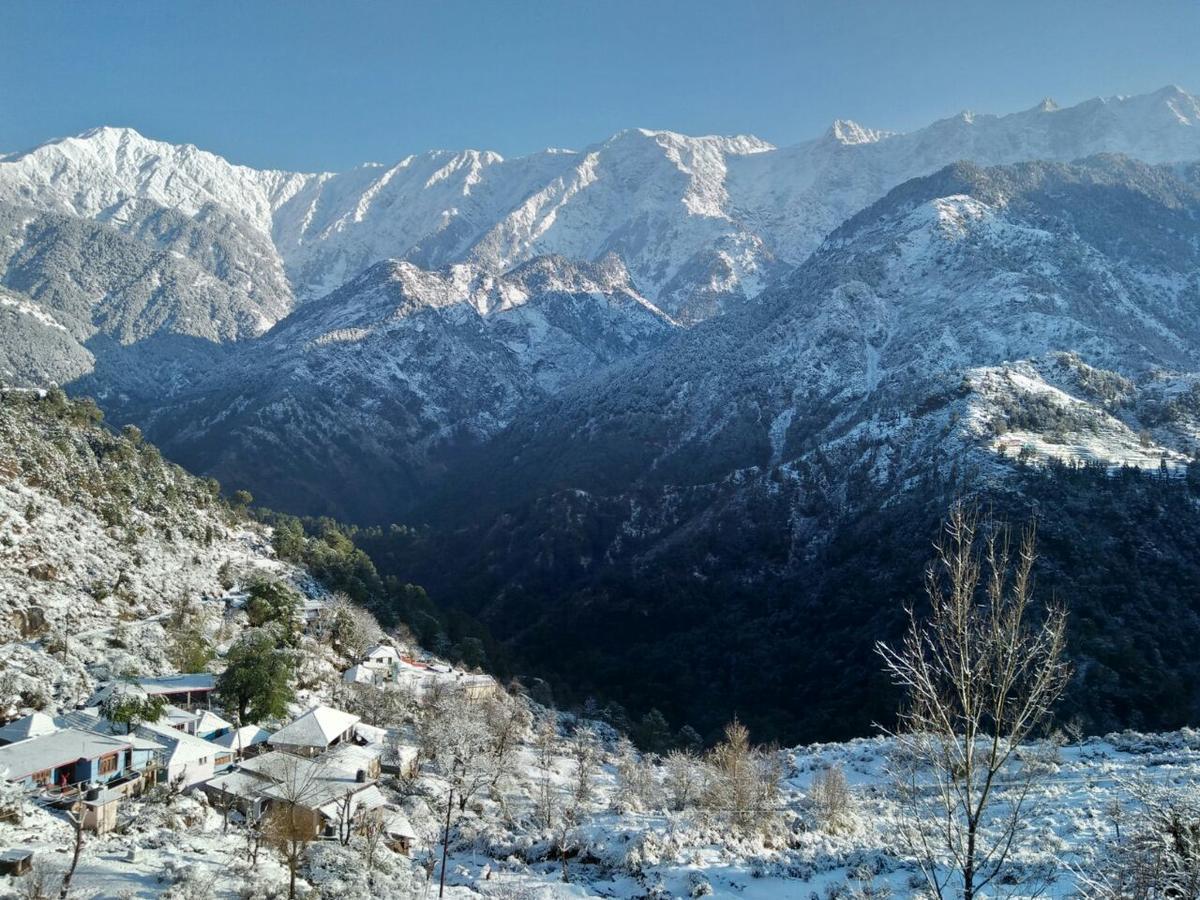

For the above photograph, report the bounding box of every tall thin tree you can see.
[877,504,1071,900]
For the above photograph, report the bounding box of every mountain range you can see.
[5,85,1200,741]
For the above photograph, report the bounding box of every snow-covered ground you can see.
[4,722,1198,898]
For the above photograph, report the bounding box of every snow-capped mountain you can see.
[143,254,674,520]
[3,86,1199,337]
[380,155,1200,744]
[3,86,1200,519]
[455,155,1200,518]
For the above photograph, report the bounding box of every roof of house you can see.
[343,664,376,685]
[162,705,196,727]
[202,768,274,801]
[268,706,360,750]
[364,645,400,661]
[237,750,379,815]
[212,725,271,750]
[0,712,58,744]
[137,674,215,695]
[384,808,417,839]
[315,782,386,821]
[0,729,131,780]
[136,722,229,765]
[325,742,384,777]
[52,711,165,754]
[193,710,233,734]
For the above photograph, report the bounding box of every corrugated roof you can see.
[137,674,215,694]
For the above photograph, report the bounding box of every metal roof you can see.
[0,729,131,780]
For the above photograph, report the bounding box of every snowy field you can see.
[2,724,1196,899]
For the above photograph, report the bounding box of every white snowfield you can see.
[0,719,1195,898]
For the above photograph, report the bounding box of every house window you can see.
[98,754,118,775]
[31,769,51,786]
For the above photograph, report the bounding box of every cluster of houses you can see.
[0,675,416,851]
[0,632,495,856]
[344,643,497,700]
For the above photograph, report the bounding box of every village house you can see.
[0,729,135,792]
[89,673,216,710]
[136,721,233,786]
[161,706,233,742]
[363,644,401,672]
[268,705,360,757]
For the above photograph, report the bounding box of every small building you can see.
[0,729,133,791]
[77,785,122,834]
[363,645,401,671]
[213,751,386,839]
[135,674,216,708]
[268,706,360,758]
[136,722,232,787]
[0,849,33,876]
[384,810,417,855]
[342,664,379,687]
[212,725,271,760]
[0,713,57,746]
[89,674,215,710]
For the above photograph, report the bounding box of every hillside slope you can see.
[0,389,294,713]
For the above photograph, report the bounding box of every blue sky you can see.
[3,0,1199,172]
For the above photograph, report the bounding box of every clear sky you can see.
[3,0,1199,173]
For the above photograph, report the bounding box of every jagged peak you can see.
[825,119,891,146]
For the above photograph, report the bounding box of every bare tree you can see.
[876,504,1071,900]
[314,593,383,661]
[359,807,388,890]
[260,753,326,899]
[484,694,532,788]
[532,716,557,830]
[419,687,498,898]
[58,787,86,899]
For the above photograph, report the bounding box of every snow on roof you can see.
[136,722,229,764]
[316,782,386,820]
[325,741,383,777]
[343,664,376,685]
[193,710,233,733]
[0,712,58,744]
[385,808,416,839]
[136,674,215,695]
[364,644,400,661]
[212,725,271,750]
[161,705,195,726]
[268,705,360,750]
[238,750,378,814]
[0,729,130,780]
[202,768,274,801]
[352,722,387,745]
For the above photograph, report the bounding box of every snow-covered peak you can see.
[0,123,316,234]
[2,84,1199,331]
[825,119,892,146]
